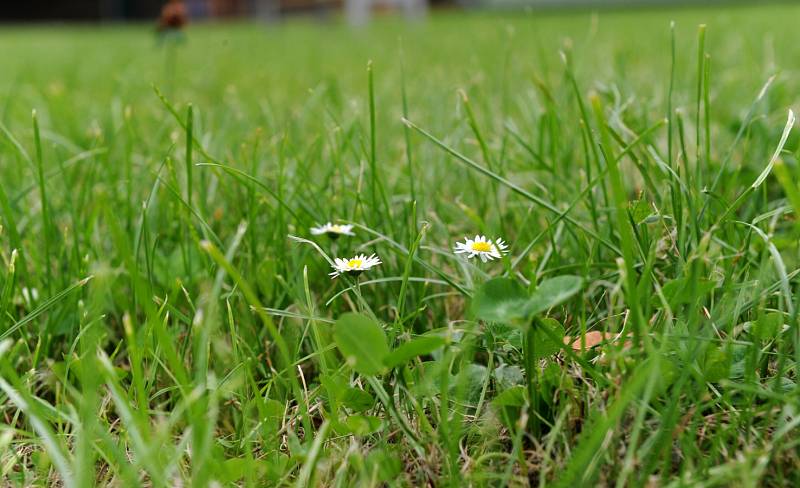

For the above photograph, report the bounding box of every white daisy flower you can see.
[454,235,509,262]
[310,222,355,239]
[330,254,381,278]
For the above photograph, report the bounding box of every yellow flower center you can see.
[330,225,344,233]
[471,241,492,252]
[347,259,363,268]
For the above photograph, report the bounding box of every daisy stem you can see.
[355,276,362,312]
[351,275,371,316]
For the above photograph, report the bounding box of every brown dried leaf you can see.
[564,331,616,350]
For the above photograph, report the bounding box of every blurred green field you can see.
[1,3,800,486]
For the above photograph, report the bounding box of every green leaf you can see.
[530,317,566,361]
[661,277,715,308]
[525,275,584,316]
[263,452,289,484]
[459,363,489,404]
[341,388,375,412]
[493,363,524,389]
[629,198,652,224]
[486,322,523,350]
[471,277,528,323]
[492,385,526,408]
[492,385,526,430]
[704,345,731,383]
[383,335,446,368]
[365,449,402,482]
[333,313,389,376]
[729,344,749,379]
[220,458,272,483]
[408,360,447,398]
[344,415,383,435]
[260,399,285,438]
[753,312,783,341]
[319,373,346,399]
[220,458,250,483]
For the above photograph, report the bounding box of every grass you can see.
[1,3,800,486]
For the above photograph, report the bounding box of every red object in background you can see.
[158,0,188,30]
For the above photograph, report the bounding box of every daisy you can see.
[330,254,381,278]
[454,235,509,262]
[311,222,355,239]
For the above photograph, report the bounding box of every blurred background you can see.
[1,0,787,24]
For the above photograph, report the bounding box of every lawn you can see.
[1,3,800,486]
